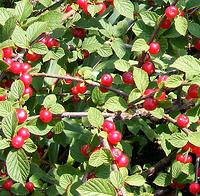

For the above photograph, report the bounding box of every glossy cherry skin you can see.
[76,0,88,9]
[19,73,32,87]
[64,73,72,84]
[25,181,35,192]
[111,148,123,160]
[189,183,200,194]
[116,154,129,168]
[165,6,179,19]
[179,11,185,17]
[177,114,189,128]
[23,86,33,97]
[141,62,155,75]
[187,84,199,98]
[16,108,28,124]
[2,47,13,58]
[100,73,113,86]
[76,83,87,94]
[0,94,7,101]
[157,75,169,86]
[122,71,134,84]
[194,40,200,50]
[46,38,60,49]
[96,2,107,15]
[65,5,72,13]
[4,58,13,68]
[11,135,24,149]
[80,144,90,157]
[2,179,13,190]
[176,154,185,163]
[71,86,79,95]
[82,49,90,59]
[72,28,86,39]
[26,52,42,62]
[149,42,160,55]
[102,120,116,133]
[10,61,23,74]
[143,98,158,111]
[160,18,171,29]
[182,142,191,151]
[17,127,30,140]
[21,63,31,73]
[39,108,53,123]
[107,130,122,145]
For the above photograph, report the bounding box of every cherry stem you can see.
[195,157,200,183]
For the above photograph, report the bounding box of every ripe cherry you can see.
[10,61,23,74]
[0,93,7,101]
[157,75,169,86]
[165,6,179,19]
[17,127,30,140]
[189,183,200,195]
[186,155,192,163]
[177,114,189,128]
[111,148,123,160]
[182,142,191,151]
[160,18,171,29]
[46,131,53,139]
[4,58,13,67]
[100,73,113,87]
[64,73,72,84]
[72,95,81,102]
[23,86,33,97]
[19,73,32,87]
[156,90,166,101]
[38,36,49,45]
[116,154,129,168]
[176,154,185,163]
[46,38,60,49]
[11,135,24,149]
[194,40,200,50]
[16,108,28,124]
[39,108,52,123]
[21,63,31,73]
[102,120,116,133]
[144,89,155,96]
[2,47,13,58]
[107,130,122,145]
[80,144,90,157]
[76,0,88,9]
[72,28,86,39]
[65,5,72,12]
[76,83,87,94]
[187,84,199,98]
[87,172,96,180]
[2,179,13,190]
[179,11,185,17]
[26,52,42,62]
[122,71,134,84]
[143,97,158,111]
[96,2,107,15]
[25,181,34,192]
[82,49,90,59]
[141,62,155,75]
[71,86,79,95]
[149,42,160,55]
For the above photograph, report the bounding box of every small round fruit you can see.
[71,86,79,95]
[122,71,134,84]
[17,127,30,140]
[76,0,88,9]
[189,183,200,195]
[46,38,60,49]
[176,154,185,163]
[25,181,34,192]
[26,52,42,62]
[160,18,171,29]
[76,83,87,94]
[96,2,107,15]
[194,40,200,50]
[177,114,189,128]
[143,98,158,111]
[80,144,90,157]
[165,6,179,19]
[21,63,31,73]
[4,57,13,67]
[46,131,53,139]
[111,148,122,160]
[107,130,122,145]
[157,75,169,86]
[182,142,191,151]
[19,73,32,87]
[2,179,13,190]
[23,86,33,97]
[141,62,155,75]
[0,93,7,101]
[10,61,23,74]
[72,28,86,39]
[99,86,108,93]
[2,47,13,58]
[149,42,160,55]
[65,5,72,12]
[82,49,90,59]
[39,108,52,123]
[100,73,113,87]
[186,155,192,163]
[72,95,81,102]
[144,89,155,96]
[116,154,129,168]
[102,120,116,133]
[11,135,24,149]
[65,73,72,84]
[156,90,166,102]
[16,108,28,124]
[187,84,199,98]
[179,11,185,17]
[144,53,150,62]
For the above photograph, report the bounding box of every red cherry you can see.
[17,127,30,140]
[46,38,60,49]
[187,84,199,98]
[72,28,86,39]
[65,73,72,84]
[122,71,134,84]
[116,154,129,168]
[182,142,191,151]
[23,86,33,97]
[144,89,155,96]
[194,40,200,50]
[25,181,34,192]
[165,6,179,19]
[26,52,42,62]
[71,86,79,95]
[2,179,13,190]
[149,42,160,55]
[21,63,31,73]
[76,83,87,94]
[193,146,200,157]
[2,48,13,58]
[157,75,169,86]
[156,90,166,101]
[177,114,189,128]
[76,0,88,9]
[111,148,122,160]
[179,11,184,17]
[39,108,52,123]
[92,146,101,153]
[102,120,116,133]
[16,108,28,124]
[19,73,32,87]
[185,155,192,163]
[80,144,90,157]
[141,62,155,75]
[160,18,171,29]
[46,131,53,139]
[83,3,90,15]
[100,73,113,87]
[65,5,72,13]
[0,94,7,101]
[99,86,108,93]
[96,2,107,15]
[189,183,200,194]
[87,172,96,180]
[10,61,23,74]
[176,154,185,163]
[11,135,24,149]
[82,50,90,59]
[4,58,13,68]
[72,95,81,102]
[38,36,49,45]
[143,98,158,111]
[107,130,122,145]
[144,53,150,62]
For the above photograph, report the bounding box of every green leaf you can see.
[15,0,33,22]
[88,107,104,128]
[8,80,24,100]
[11,26,29,48]
[6,149,30,184]
[89,149,111,167]
[125,174,146,186]
[165,75,183,88]
[168,132,188,148]
[77,178,116,196]
[114,59,130,72]
[31,42,48,55]
[182,163,195,175]
[51,121,64,134]
[140,11,159,27]
[0,137,10,150]
[92,87,107,105]
[43,94,57,108]
[111,38,126,59]
[87,4,101,17]
[22,138,37,153]
[0,8,13,25]
[171,161,182,179]
[174,16,188,36]
[82,36,102,53]
[170,55,200,76]
[0,60,9,71]
[150,108,164,119]
[49,103,65,114]
[104,96,127,112]
[59,174,74,190]
[2,111,18,139]
[128,89,141,103]
[188,132,200,147]
[132,38,149,52]
[39,0,52,7]
[0,101,12,117]
[133,67,149,93]
[153,173,171,187]
[114,0,134,19]
[188,22,200,38]
[109,171,123,189]
[97,44,113,57]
